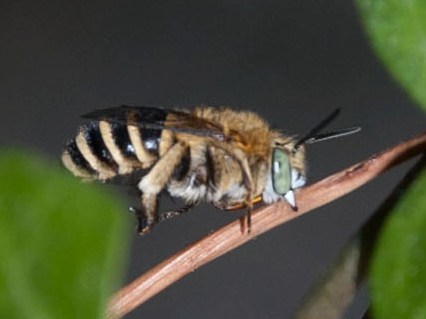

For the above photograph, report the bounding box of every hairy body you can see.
[62,106,306,234]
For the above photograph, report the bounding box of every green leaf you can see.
[357,0,426,112]
[370,167,426,319]
[0,149,130,319]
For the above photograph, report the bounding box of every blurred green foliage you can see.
[370,167,426,318]
[0,149,130,319]
[357,0,426,112]
[357,1,426,318]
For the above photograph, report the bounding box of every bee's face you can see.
[263,142,306,205]
[271,148,306,195]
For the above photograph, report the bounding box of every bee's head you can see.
[262,136,306,207]
[271,135,306,191]
[265,108,360,208]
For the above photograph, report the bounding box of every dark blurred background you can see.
[1,1,425,318]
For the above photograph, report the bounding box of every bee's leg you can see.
[128,204,152,234]
[138,192,160,234]
[209,142,254,232]
[217,152,254,232]
[245,196,253,233]
[159,202,197,222]
[137,142,189,234]
[234,153,254,233]
[230,151,254,233]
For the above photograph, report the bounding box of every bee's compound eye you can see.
[272,148,291,195]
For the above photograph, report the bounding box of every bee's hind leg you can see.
[129,192,159,235]
[128,206,151,235]
[136,142,189,235]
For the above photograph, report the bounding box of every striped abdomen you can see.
[62,109,174,181]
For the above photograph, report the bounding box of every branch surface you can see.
[107,132,426,319]
[292,154,426,319]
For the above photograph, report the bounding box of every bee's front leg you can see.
[210,142,254,233]
[237,156,254,233]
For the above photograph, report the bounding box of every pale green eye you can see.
[272,148,291,195]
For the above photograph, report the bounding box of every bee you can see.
[61,106,359,234]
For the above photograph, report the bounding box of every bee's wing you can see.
[82,105,227,141]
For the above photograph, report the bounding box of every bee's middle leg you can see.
[136,142,188,234]
[159,202,197,222]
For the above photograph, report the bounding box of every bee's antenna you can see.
[293,108,341,152]
[305,126,361,144]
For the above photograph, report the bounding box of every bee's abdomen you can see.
[62,122,117,180]
[63,124,161,182]
[61,138,97,180]
[62,108,177,181]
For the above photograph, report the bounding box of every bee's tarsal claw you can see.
[137,217,153,235]
[284,190,298,212]
[129,206,153,235]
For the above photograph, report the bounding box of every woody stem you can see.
[107,131,426,319]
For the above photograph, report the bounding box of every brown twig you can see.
[107,132,426,319]
[292,154,426,319]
